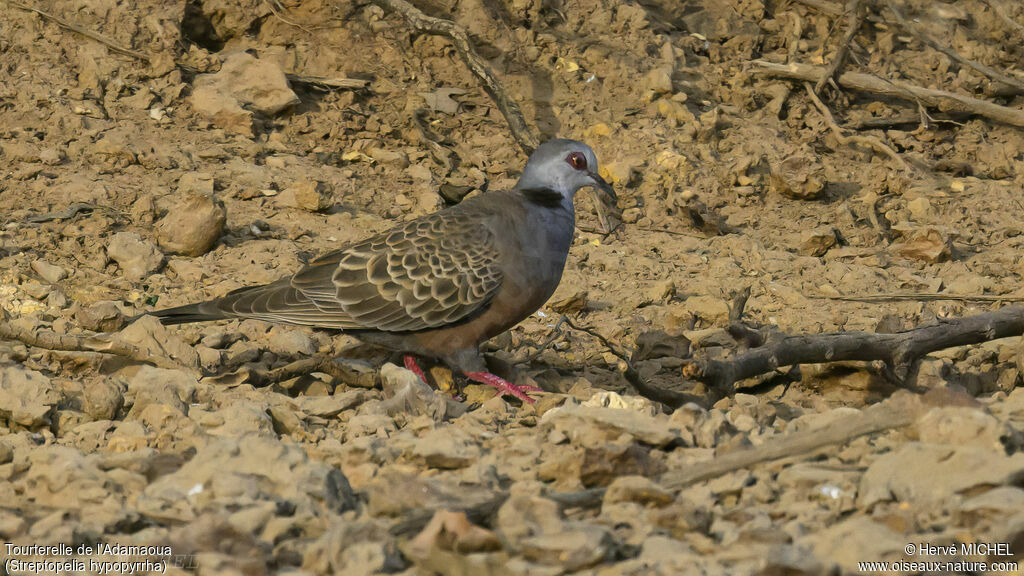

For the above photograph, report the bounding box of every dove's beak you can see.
[588,171,617,207]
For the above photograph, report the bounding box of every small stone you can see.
[156,187,226,257]
[82,380,124,421]
[541,404,678,447]
[914,407,1006,450]
[520,523,614,571]
[798,227,838,257]
[645,280,676,304]
[599,158,641,187]
[677,295,730,325]
[0,366,60,429]
[75,301,127,332]
[412,428,480,469]
[106,232,164,280]
[379,363,462,421]
[907,197,932,219]
[771,152,826,199]
[47,289,68,309]
[38,147,65,166]
[191,86,253,136]
[294,390,366,418]
[891,226,952,263]
[642,67,674,98]
[0,510,26,539]
[496,495,564,547]
[284,179,334,212]
[405,510,502,559]
[859,442,1024,507]
[585,123,612,140]
[190,52,299,136]
[268,329,317,356]
[604,475,674,506]
[368,147,410,167]
[31,260,67,284]
[20,283,50,301]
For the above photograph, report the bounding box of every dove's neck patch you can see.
[519,187,565,208]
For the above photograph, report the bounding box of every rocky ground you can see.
[2,0,1024,574]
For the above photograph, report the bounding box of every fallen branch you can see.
[750,60,1024,127]
[549,390,933,500]
[884,0,1024,94]
[370,0,539,154]
[285,74,370,91]
[814,0,863,94]
[818,292,1024,304]
[803,83,909,171]
[243,356,380,389]
[0,321,182,371]
[846,111,967,130]
[659,390,929,490]
[981,0,1024,36]
[683,304,1024,392]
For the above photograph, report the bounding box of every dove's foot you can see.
[404,355,429,383]
[464,371,542,404]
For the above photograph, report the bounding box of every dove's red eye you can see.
[566,152,587,171]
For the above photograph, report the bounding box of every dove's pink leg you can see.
[464,372,543,403]
[404,355,429,383]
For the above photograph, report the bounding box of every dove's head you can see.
[516,139,617,207]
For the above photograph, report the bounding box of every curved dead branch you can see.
[684,305,1024,392]
[751,60,1024,127]
[371,0,540,154]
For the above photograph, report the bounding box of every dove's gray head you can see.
[516,139,617,208]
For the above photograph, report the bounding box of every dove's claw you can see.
[464,371,541,403]
[404,355,429,384]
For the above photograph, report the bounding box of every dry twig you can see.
[751,60,1024,127]
[245,356,379,389]
[6,0,149,61]
[0,321,181,371]
[981,0,1024,36]
[285,74,369,91]
[552,390,935,501]
[818,292,1024,304]
[660,390,930,490]
[884,0,1024,94]
[803,83,909,171]
[814,0,863,94]
[684,305,1024,392]
[370,0,539,154]
[371,0,621,233]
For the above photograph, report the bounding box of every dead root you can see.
[0,320,183,371]
[684,305,1024,394]
[370,0,539,154]
[751,60,1024,128]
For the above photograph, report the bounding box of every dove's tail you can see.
[148,301,229,325]
[146,278,305,326]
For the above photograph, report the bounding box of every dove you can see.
[150,138,616,402]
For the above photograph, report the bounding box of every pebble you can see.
[281,179,334,212]
[0,366,60,429]
[771,152,826,199]
[190,52,299,136]
[31,260,67,283]
[798,227,838,257]
[156,186,226,257]
[106,232,164,280]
